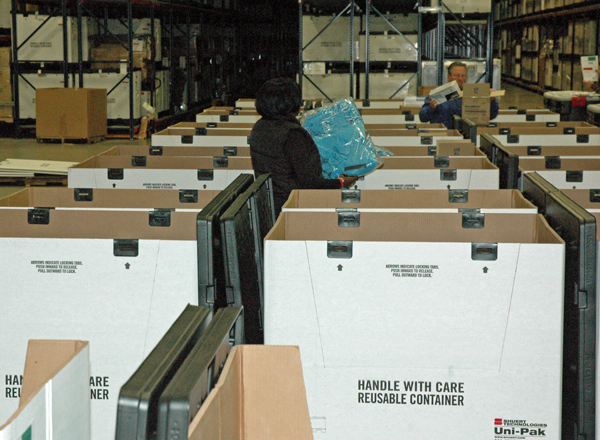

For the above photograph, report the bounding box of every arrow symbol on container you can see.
[125,263,131,270]
[483,267,488,274]
[337,264,343,271]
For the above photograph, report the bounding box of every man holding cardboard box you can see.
[419,62,499,128]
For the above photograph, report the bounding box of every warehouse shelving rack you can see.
[495,1,600,94]
[299,0,494,103]
[9,0,298,139]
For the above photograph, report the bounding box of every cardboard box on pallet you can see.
[68,155,254,190]
[189,346,314,440]
[264,211,565,440]
[354,156,499,190]
[36,88,107,140]
[1,341,90,439]
[282,188,537,213]
[0,208,202,440]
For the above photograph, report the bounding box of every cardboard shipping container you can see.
[0,340,90,439]
[519,157,600,189]
[264,211,564,440]
[151,128,251,147]
[354,156,499,190]
[68,155,254,190]
[98,145,251,158]
[282,188,537,213]
[492,133,600,147]
[36,88,107,140]
[0,208,202,440]
[189,346,314,440]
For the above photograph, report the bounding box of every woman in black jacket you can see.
[249,77,357,216]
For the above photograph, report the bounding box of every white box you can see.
[520,157,600,189]
[195,113,260,124]
[493,133,600,146]
[106,18,161,61]
[358,72,417,100]
[304,62,327,75]
[0,340,90,440]
[16,14,96,62]
[83,71,142,119]
[433,0,492,13]
[18,73,72,119]
[581,55,599,82]
[354,156,499,190]
[302,16,360,61]
[0,210,201,440]
[282,189,538,214]
[264,211,564,440]
[363,14,419,33]
[358,33,418,62]
[68,155,253,190]
[301,73,356,101]
[151,127,250,147]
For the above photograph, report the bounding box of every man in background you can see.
[419,61,499,128]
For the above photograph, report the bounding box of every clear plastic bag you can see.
[302,98,391,178]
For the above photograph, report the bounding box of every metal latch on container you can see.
[337,208,360,227]
[440,169,457,181]
[405,114,415,121]
[462,211,485,229]
[28,208,52,225]
[577,288,588,309]
[546,122,557,127]
[149,146,163,156]
[449,189,468,203]
[131,156,147,167]
[113,239,139,257]
[427,145,437,156]
[406,124,417,129]
[499,128,511,135]
[566,171,583,182]
[149,209,172,227]
[181,135,193,144]
[213,156,228,168]
[545,156,561,169]
[108,168,124,180]
[362,99,370,107]
[327,241,353,259]
[198,169,214,181]
[517,109,526,114]
[246,136,251,145]
[421,136,433,145]
[220,115,229,122]
[179,189,198,203]
[229,110,239,115]
[434,156,450,168]
[488,122,498,127]
[563,127,575,134]
[526,114,536,121]
[207,122,217,128]
[196,127,207,136]
[507,134,519,143]
[74,188,93,202]
[527,146,541,156]
[341,189,361,203]
[577,134,589,143]
[418,129,429,133]
[589,189,600,203]
[223,147,238,156]
[471,243,498,261]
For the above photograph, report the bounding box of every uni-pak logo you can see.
[494,418,547,437]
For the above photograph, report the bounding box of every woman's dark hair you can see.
[255,77,302,119]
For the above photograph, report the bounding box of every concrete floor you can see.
[0,83,545,199]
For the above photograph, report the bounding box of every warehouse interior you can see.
[1,0,600,439]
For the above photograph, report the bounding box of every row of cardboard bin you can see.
[3,179,600,439]
[0,173,276,440]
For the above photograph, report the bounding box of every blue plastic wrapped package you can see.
[302,99,390,178]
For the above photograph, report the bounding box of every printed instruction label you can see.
[31,260,82,274]
[143,183,176,189]
[357,379,465,406]
[385,184,419,189]
[386,264,440,278]
[4,374,23,399]
[90,376,110,400]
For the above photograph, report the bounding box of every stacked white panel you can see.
[83,71,142,119]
